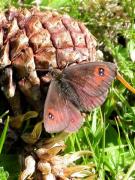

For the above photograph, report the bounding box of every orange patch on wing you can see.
[93,65,110,85]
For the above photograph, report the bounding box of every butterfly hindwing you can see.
[64,102,83,132]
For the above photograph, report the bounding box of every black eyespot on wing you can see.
[98,68,104,76]
[48,112,54,120]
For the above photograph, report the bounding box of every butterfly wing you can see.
[62,62,116,111]
[44,80,82,133]
[44,62,116,133]
[44,80,69,133]
[64,102,83,132]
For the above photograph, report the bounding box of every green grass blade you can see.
[0,117,9,154]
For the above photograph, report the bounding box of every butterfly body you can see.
[44,62,117,133]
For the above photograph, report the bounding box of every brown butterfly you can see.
[44,62,117,133]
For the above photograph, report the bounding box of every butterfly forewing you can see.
[44,80,70,133]
[44,80,83,133]
[62,62,116,111]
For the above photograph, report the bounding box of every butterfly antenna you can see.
[116,72,135,94]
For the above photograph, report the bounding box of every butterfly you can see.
[43,62,117,133]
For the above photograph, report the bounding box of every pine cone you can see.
[0,7,97,115]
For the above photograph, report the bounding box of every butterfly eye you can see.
[48,112,54,120]
[98,68,104,76]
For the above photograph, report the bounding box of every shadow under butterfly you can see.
[43,62,117,133]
